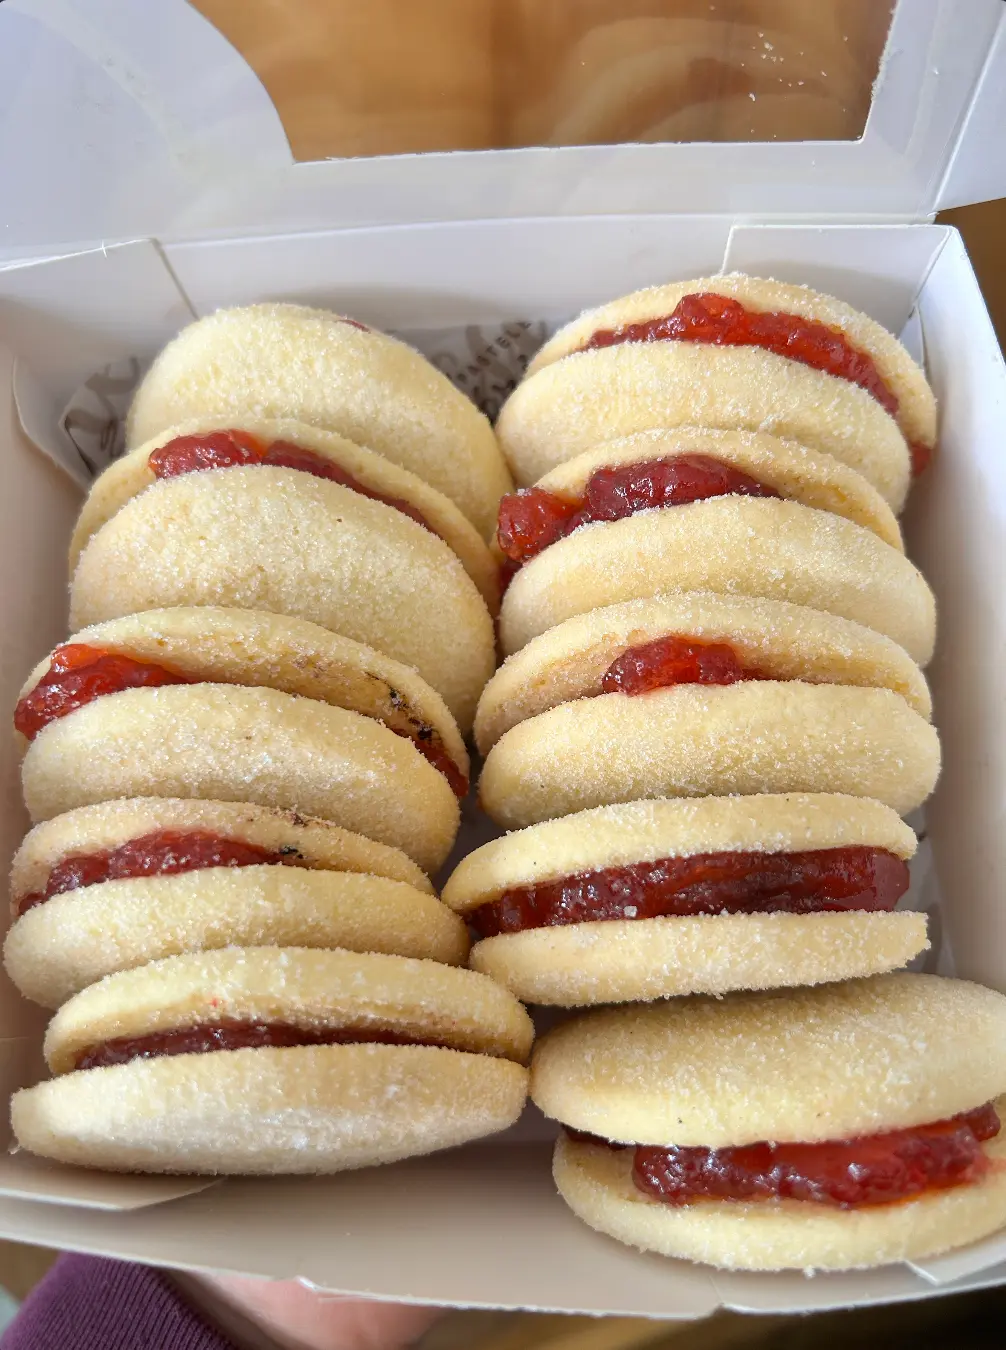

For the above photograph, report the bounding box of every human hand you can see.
[178,1270,443,1350]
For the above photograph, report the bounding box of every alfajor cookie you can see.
[5,866,469,1009]
[498,496,936,665]
[497,341,910,508]
[10,797,433,910]
[125,304,512,538]
[479,682,940,828]
[531,975,1006,1270]
[21,684,459,875]
[12,947,532,1174]
[70,418,500,611]
[14,608,469,798]
[69,469,495,732]
[476,592,931,755]
[442,794,924,1006]
[496,427,902,561]
[527,273,935,473]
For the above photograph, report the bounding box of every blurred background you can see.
[1,0,1003,1343]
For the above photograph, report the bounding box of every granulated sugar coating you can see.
[44,946,534,1074]
[442,794,917,912]
[20,684,459,875]
[528,427,903,549]
[10,797,433,908]
[17,607,469,781]
[530,974,1006,1146]
[479,682,940,827]
[69,469,495,732]
[527,274,936,457]
[477,591,930,754]
[496,342,910,507]
[469,910,928,1007]
[5,866,469,1009]
[125,304,513,538]
[72,416,500,610]
[498,496,935,665]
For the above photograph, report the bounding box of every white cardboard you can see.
[1,222,1005,1315]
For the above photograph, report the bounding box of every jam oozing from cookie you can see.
[621,1103,1001,1208]
[601,635,759,694]
[14,644,467,796]
[496,454,779,570]
[73,1020,455,1071]
[148,430,435,534]
[581,292,931,476]
[15,830,296,916]
[14,645,194,741]
[468,847,910,938]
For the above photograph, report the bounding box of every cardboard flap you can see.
[0,1153,216,1212]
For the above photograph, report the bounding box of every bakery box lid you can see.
[0,0,1004,261]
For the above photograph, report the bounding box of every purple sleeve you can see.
[0,1254,237,1350]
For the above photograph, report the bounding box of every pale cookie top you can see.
[531,974,1006,1148]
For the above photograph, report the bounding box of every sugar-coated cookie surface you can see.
[528,274,936,456]
[442,794,917,912]
[44,946,534,1074]
[72,418,501,610]
[529,427,903,549]
[497,342,910,508]
[553,1125,1006,1271]
[477,592,930,754]
[530,974,1006,1146]
[498,497,935,664]
[10,798,433,908]
[12,1044,529,1175]
[5,867,469,1008]
[126,304,512,537]
[18,608,468,780]
[69,468,494,732]
[479,683,940,828]
[470,911,927,1006]
[21,685,459,875]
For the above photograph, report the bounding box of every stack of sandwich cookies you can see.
[530,975,1006,1270]
[12,948,533,1175]
[5,798,469,1008]
[7,305,527,1175]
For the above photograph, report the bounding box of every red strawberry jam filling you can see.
[581,292,931,476]
[14,644,468,797]
[469,847,910,938]
[497,454,779,572]
[568,1102,1001,1208]
[601,635,760,694]
[148,430,436,536]
[73,1020,455,1072]
[15,829,302,917]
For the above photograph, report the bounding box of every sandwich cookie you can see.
[70,418,500,612]
[125,303,512,538]
[497,342,909,509]
[69,469,495,732]
[10,797,433,910]
[531,975,1006,1270]
[526,273,936,476]
[477,592,931,756]
[14,608,470,800]
[498,496,935,665]
[12,947,532,1174]
[496,428,902,573]
[442,794,925,1006]
[479,682,940,828]
[6,865,469,1009]
[21,684,459,875]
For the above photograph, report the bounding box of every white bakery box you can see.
[0,0,1005,1322]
